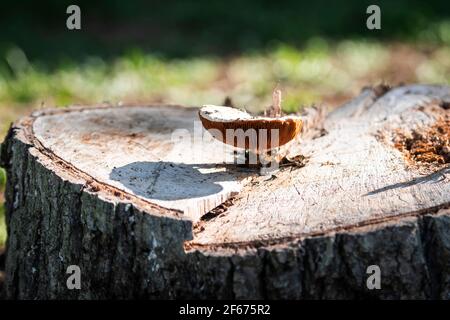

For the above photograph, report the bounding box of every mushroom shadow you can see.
[109,161,244,201]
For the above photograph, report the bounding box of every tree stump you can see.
[1,84,449,299]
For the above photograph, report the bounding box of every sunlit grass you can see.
[416,47,450,83]
[1,40,449,127]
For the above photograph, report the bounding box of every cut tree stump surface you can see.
[31,85,450,245]
[1,84,449,299]
[32,105,252,222]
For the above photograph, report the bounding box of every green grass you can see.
[0,168,4,187]
[1,39,449,121]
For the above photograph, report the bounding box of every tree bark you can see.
[1,84,449,299]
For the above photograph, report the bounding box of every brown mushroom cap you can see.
[199,105,302,151]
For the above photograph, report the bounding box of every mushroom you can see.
[198,90,302,165]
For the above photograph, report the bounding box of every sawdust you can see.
[394,118,450,166]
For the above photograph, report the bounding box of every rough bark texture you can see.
[0,84,449,299]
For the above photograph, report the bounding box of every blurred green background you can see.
[0,0,449,247]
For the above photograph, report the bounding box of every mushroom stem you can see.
[237,149,261,168]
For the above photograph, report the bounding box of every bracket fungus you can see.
[199,89,303,166]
